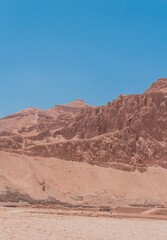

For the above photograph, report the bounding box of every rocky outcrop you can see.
[0,79,167,172]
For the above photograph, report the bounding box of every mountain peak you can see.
[147,78,167,92]
[56,99,89,109]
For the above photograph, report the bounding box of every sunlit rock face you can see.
[0,79,167,172]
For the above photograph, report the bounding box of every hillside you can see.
[0,79,167,207]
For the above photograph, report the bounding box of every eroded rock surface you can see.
[0,79,167,172]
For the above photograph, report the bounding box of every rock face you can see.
[0,79,167,172]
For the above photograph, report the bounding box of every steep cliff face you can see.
[0,79,167,172]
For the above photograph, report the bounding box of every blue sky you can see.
[0,0,167,117]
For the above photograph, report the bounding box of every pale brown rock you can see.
[0,79,167,172]
[0,79,167,206]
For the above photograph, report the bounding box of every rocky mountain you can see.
[0,79,167,207]
[0,79,167,172]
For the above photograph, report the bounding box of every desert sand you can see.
[0,151,167,207]
[0,206,167,240]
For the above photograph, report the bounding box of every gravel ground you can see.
[0,208,167,240]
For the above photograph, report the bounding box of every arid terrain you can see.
[0,150,167,208]
[0,78,167,239]
[0,206,167,240]
[0,78,167,208]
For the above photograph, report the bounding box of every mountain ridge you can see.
[0,78,167,207]
[0,78,167,172]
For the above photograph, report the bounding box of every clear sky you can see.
[0,0,167,117]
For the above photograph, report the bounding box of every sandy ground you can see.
[1,151,167,207]
[0,207,167,240]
